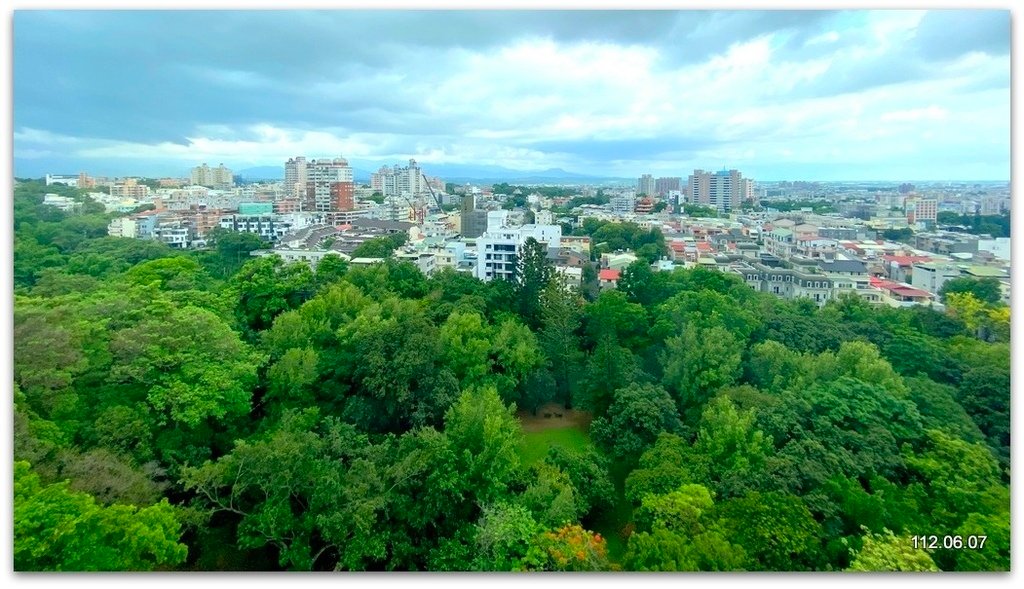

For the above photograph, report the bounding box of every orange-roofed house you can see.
[598,268,621,290]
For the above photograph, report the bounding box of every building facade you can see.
[688,169,751,213]
[190,163,235,189]
[284,156,308,198]
[475,210,562,282]
[305,157,354,212]
[637,174,655,196]
[655,177,682,196]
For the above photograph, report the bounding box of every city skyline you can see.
[13,9,1011,181]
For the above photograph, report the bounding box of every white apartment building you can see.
[912,262,962,295]
[42,193,79,212]
[45,174,79,187]
[610,193,636,214]
[371,159,428,198]
[107,217,139,238]
[475,210,562,282]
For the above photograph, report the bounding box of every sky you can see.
[11,9,1012,181]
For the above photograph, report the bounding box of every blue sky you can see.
[12,9,1011,180]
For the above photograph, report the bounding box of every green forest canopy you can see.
[11,180,1011,571]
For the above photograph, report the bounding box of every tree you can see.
[714,491,823,571]
[625,433,696,504]
[636,484,715,536]
[590,383,683,466]
[205,228,268,278]
[518,463,580,528]
[905,376,984,444]
[472,503,540,571]
[514,237,554,326]
[489,318,545,405]
[109,305,262,432]
[846,528,938,572]
[577,333,645,417]
[582,289,648,349]
[623,484,747,572]
[939,277,1002,305]
[350,236,400,259]
[957,365,1010,467]
[690,396,773,499]
[231,256,315,335]
[314,254,349,287]
[443,387,524,505]
[181,410,358,570]
[438,311,493,389]
[15,461,187,571]
[543,446,615,519]
[759,376,923,496]
[521,524,610,571]
[537,279,584,407]
[660,324,742,422]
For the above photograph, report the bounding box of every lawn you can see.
[517,425,591,467]
[515,414,634,566]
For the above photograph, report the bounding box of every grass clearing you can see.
[517,426,591,467]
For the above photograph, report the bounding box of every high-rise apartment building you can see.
[284,157,308,198]
[637,174,655,196]
[305,157,354,212]
[190,163,234,189]
[371,159,428,198]
[654,177,682,196]
[688,169,751,213]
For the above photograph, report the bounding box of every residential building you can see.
[869,277,934,307]
[609,194,636,214]
[42,193,79,212]
[460,193,488,238]
[655,177,682,196]
[688,169,752,213]
[45,174,79,187]
[906,197,938,225]
[110,179,151,199]
[598,268,621,290]
[395,249,438,276]
[107,216,138,238]
[912,262,962,295]
[284,156,308,198]
[190,163,234,189]
[637,174,655,196]
[475,210,562,282]
[371,159,428,198]
[305,157,354,212]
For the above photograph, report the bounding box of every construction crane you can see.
[421,172,444,212]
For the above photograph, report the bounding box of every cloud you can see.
[12,9,1011,180]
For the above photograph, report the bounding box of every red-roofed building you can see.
[881,254,932,283]
[869,276,934,307]
[598,268,621,290]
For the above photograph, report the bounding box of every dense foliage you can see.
[12,179,1010,571]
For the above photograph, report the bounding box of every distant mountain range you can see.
[237,163,626,185]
